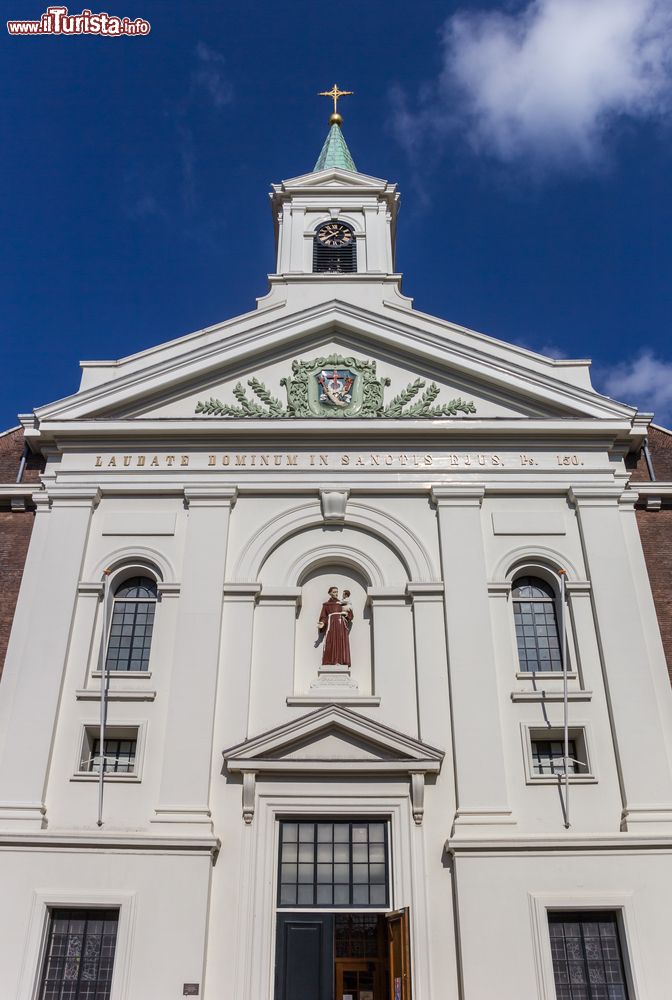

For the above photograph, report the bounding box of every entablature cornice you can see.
[32,476,626,502]
[447,834,672,856]
[0,832,220,855]
[30,418,636,447]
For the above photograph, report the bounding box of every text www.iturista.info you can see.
[7,6,150,35]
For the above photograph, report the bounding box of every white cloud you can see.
[193,42,233,110]
[123,193,167,222]
[599,350,672,422]
[393,0,672,171]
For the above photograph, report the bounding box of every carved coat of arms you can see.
[195,352,477,419]
[316,367,356,409]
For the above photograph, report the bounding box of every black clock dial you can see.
[317,222,353,247]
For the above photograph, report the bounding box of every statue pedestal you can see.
[310,662,358,693]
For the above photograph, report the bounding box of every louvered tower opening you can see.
[313,225,357,273]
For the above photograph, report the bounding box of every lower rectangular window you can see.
[39,908,119,1000]
[548,911,630,1000]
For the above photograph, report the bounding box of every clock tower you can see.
[266,87,405,309]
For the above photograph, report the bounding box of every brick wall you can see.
[628,425,672,482]
[0,425,42,483]
[0,509,35,678]
[632,425,672,684]
[0,427,44,679]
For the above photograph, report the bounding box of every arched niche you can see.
[235,500,436,584]
[258,523,409,589]
[295,562,373,696]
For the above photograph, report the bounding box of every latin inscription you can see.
[92,452,586,470]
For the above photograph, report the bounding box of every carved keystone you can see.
[320,490,349,525]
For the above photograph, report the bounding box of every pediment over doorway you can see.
[222,706,444,825]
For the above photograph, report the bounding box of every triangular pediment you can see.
[30,298,637,431]
[278,167,392,192]
[223,706,444,774]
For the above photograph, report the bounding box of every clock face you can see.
[317,222,353,248]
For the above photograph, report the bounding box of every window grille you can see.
[105,576,157,672]
[513,575,562,671]
[87,738,137,775]
[334,914,381,958]
[313,225,357,273]
[531,739,578,776]
[38,908,119,1000]
[278,821,388,908]
[548,911,630,1000]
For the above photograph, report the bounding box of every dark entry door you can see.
[275,913,334,1000]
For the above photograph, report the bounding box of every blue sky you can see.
[2,0,672,428]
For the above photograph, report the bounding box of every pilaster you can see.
[406,583,450,751]
[218,584,261,746]
[247,587,301,735]
[289,206,306,273]
[0,487,100,830]
[570,487,672,831]
[367,587,418,738]
[153,487,236,832]
[431,487,514,833]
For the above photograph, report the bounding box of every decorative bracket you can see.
[410,772,426,826]
[242,771,256,825]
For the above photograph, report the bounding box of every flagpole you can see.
[559,569,569,829]
[97,568,111,827]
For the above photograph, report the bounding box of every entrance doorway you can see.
[335,914,387,1000]
[275,909,411,1000]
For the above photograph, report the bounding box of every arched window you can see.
[105,576,157,672]
[512,575,562,672]
[313,221,357,273]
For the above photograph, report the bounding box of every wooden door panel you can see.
[386,908,411,1000]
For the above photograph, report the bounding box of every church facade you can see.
[2,111,672,1000]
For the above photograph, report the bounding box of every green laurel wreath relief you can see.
[195,358,477,418]
[195,380,285,418]
[382,379,476,417]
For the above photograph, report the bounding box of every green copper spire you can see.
[313,122,357,172]
[314,83,357,172]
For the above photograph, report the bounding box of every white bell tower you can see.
[265,87,406,310]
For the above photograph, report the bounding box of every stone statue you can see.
[317,586,353,666]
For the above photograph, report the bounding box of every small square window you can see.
[523,726,594,784]
[77,726,142,780]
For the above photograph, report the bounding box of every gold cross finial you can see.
[318,83,353,125]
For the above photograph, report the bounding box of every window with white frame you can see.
[513,575,563,672]
[105,576,157,672]
[278,820,389,908]
[524,726,592,783]
[79,727,139,776]
[38,907,119,1000]
[548,910,630,1000]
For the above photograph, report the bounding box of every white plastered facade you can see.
[1,155,672,1000]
